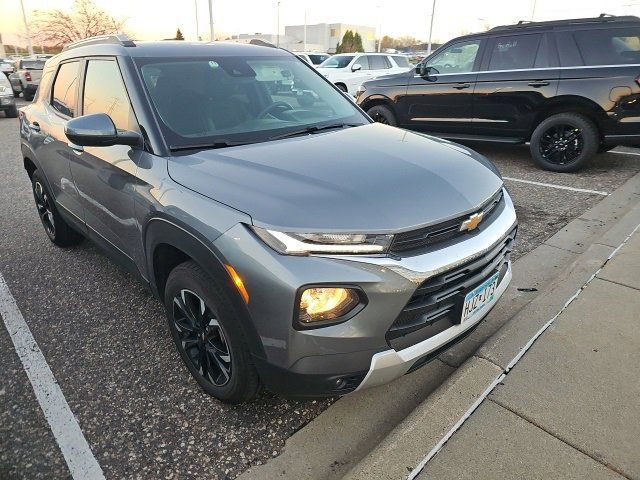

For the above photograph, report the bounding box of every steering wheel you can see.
[257,101,294,119]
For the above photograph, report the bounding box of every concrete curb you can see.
[343,172,640,480]
[239,172,640,480]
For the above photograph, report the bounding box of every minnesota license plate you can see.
[461,272,499,323]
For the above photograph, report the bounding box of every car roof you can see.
[48,38,291,67]
[442,15,640,44]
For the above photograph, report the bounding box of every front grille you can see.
[390,189,504,253]
[386,227,516,350]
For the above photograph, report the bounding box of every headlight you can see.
[251,226,393,255]
[296,286,364,328]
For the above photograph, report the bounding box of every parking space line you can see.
[503,176,609,196]
[0,272,105,480]
[610,149,640,157]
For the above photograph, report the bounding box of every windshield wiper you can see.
[268,123,363,141]
[169,140,252,152]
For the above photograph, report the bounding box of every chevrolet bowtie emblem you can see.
[460,211,484,232]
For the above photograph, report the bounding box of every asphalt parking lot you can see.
[2,98,640,479]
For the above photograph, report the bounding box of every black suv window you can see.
[574,27,640,66]
[52,61,79,117]
[488,34,542,71]
[427,39,481,74]
[83,59,137,131]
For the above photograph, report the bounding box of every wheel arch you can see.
[144,218,265,359]
[529,96,607,141]
[358,94,396,114]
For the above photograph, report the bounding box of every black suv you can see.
[357,15,640,172]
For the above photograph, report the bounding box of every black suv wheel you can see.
[164,261,260,404]
[31,170,84,247]
[367,105,397,126]
[530,113,599,172]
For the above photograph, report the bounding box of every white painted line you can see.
[406,372,505,480]
[0,273,105,480]
[610,149,640,157]
[503,176,609,196]
[407,221,640,480]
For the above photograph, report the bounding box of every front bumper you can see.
[213,189,517,397]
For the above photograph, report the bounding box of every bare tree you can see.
[31,0,128,47]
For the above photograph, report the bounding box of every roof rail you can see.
[490,14,639,31]
[249,38,277,48]
[62,34,135,51]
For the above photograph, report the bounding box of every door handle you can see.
[453,83,471,90]
[528,81,550,87]
[28,122,40,132]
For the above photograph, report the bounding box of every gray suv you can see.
[19,35,517,403]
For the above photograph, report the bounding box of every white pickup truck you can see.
[9,58,46,101]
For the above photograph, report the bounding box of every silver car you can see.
[20,36,516,403]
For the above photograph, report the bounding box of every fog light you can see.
[298,287,360,326]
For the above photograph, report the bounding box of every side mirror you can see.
[416,64,436,77]
[65,113,142,149]
[351,63,362,72]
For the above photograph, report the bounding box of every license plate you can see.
[461,272,499,323]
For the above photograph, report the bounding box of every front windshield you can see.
[319,55,354,68]
[137,55,366,149]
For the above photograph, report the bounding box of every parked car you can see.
[0,74,17,117]
[295,52,331,67]
[0,59,14,77]
[317,52,412,95]
[9,58,46,101]
[357,15,640,172]
[20,36,516,403]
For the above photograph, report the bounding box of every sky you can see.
[1,0,639,47]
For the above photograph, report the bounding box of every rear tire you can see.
[367,105,397,126]
[31,170,84,247]
[164,261,261,404]
[529,113,598,172]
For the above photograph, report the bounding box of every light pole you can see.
[19,0,34,56]
[208,0,214,42]
[276,1,281,47]
[530,0,537,21]
[377,3,382,52]
[194,0,200,40]
[426,0,436,56]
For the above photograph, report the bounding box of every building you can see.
[285,23,376,53]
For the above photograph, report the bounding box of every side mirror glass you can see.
[351,63,362,72]
[417,64,437,77]
[65,113,141,148]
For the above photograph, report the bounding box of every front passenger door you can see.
[69,58,141,269]
[403,39,484,133]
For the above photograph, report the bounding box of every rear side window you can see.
[308,54,329,65]
[488,34,542,70]
[573,27,640,66]
[51,61,79,117]
[83,59,137,131]
[355,56,370,70]
[392,55,411,68]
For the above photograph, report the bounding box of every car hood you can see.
[167,123,503,232]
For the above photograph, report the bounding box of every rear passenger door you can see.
[69,58,141,268]
[473,32,559,139]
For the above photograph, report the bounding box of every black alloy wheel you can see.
[366,104,397,126]
[33,180,55,238]
[538,123,584,165]
[530,112,598,172]
[172,289,232,387]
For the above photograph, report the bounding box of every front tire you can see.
[335,83,348,92]
[5,105,18,118]
[31,170,84,247]
[367,105,397,126]
[164,261,260,404]
[529,113,598,172]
